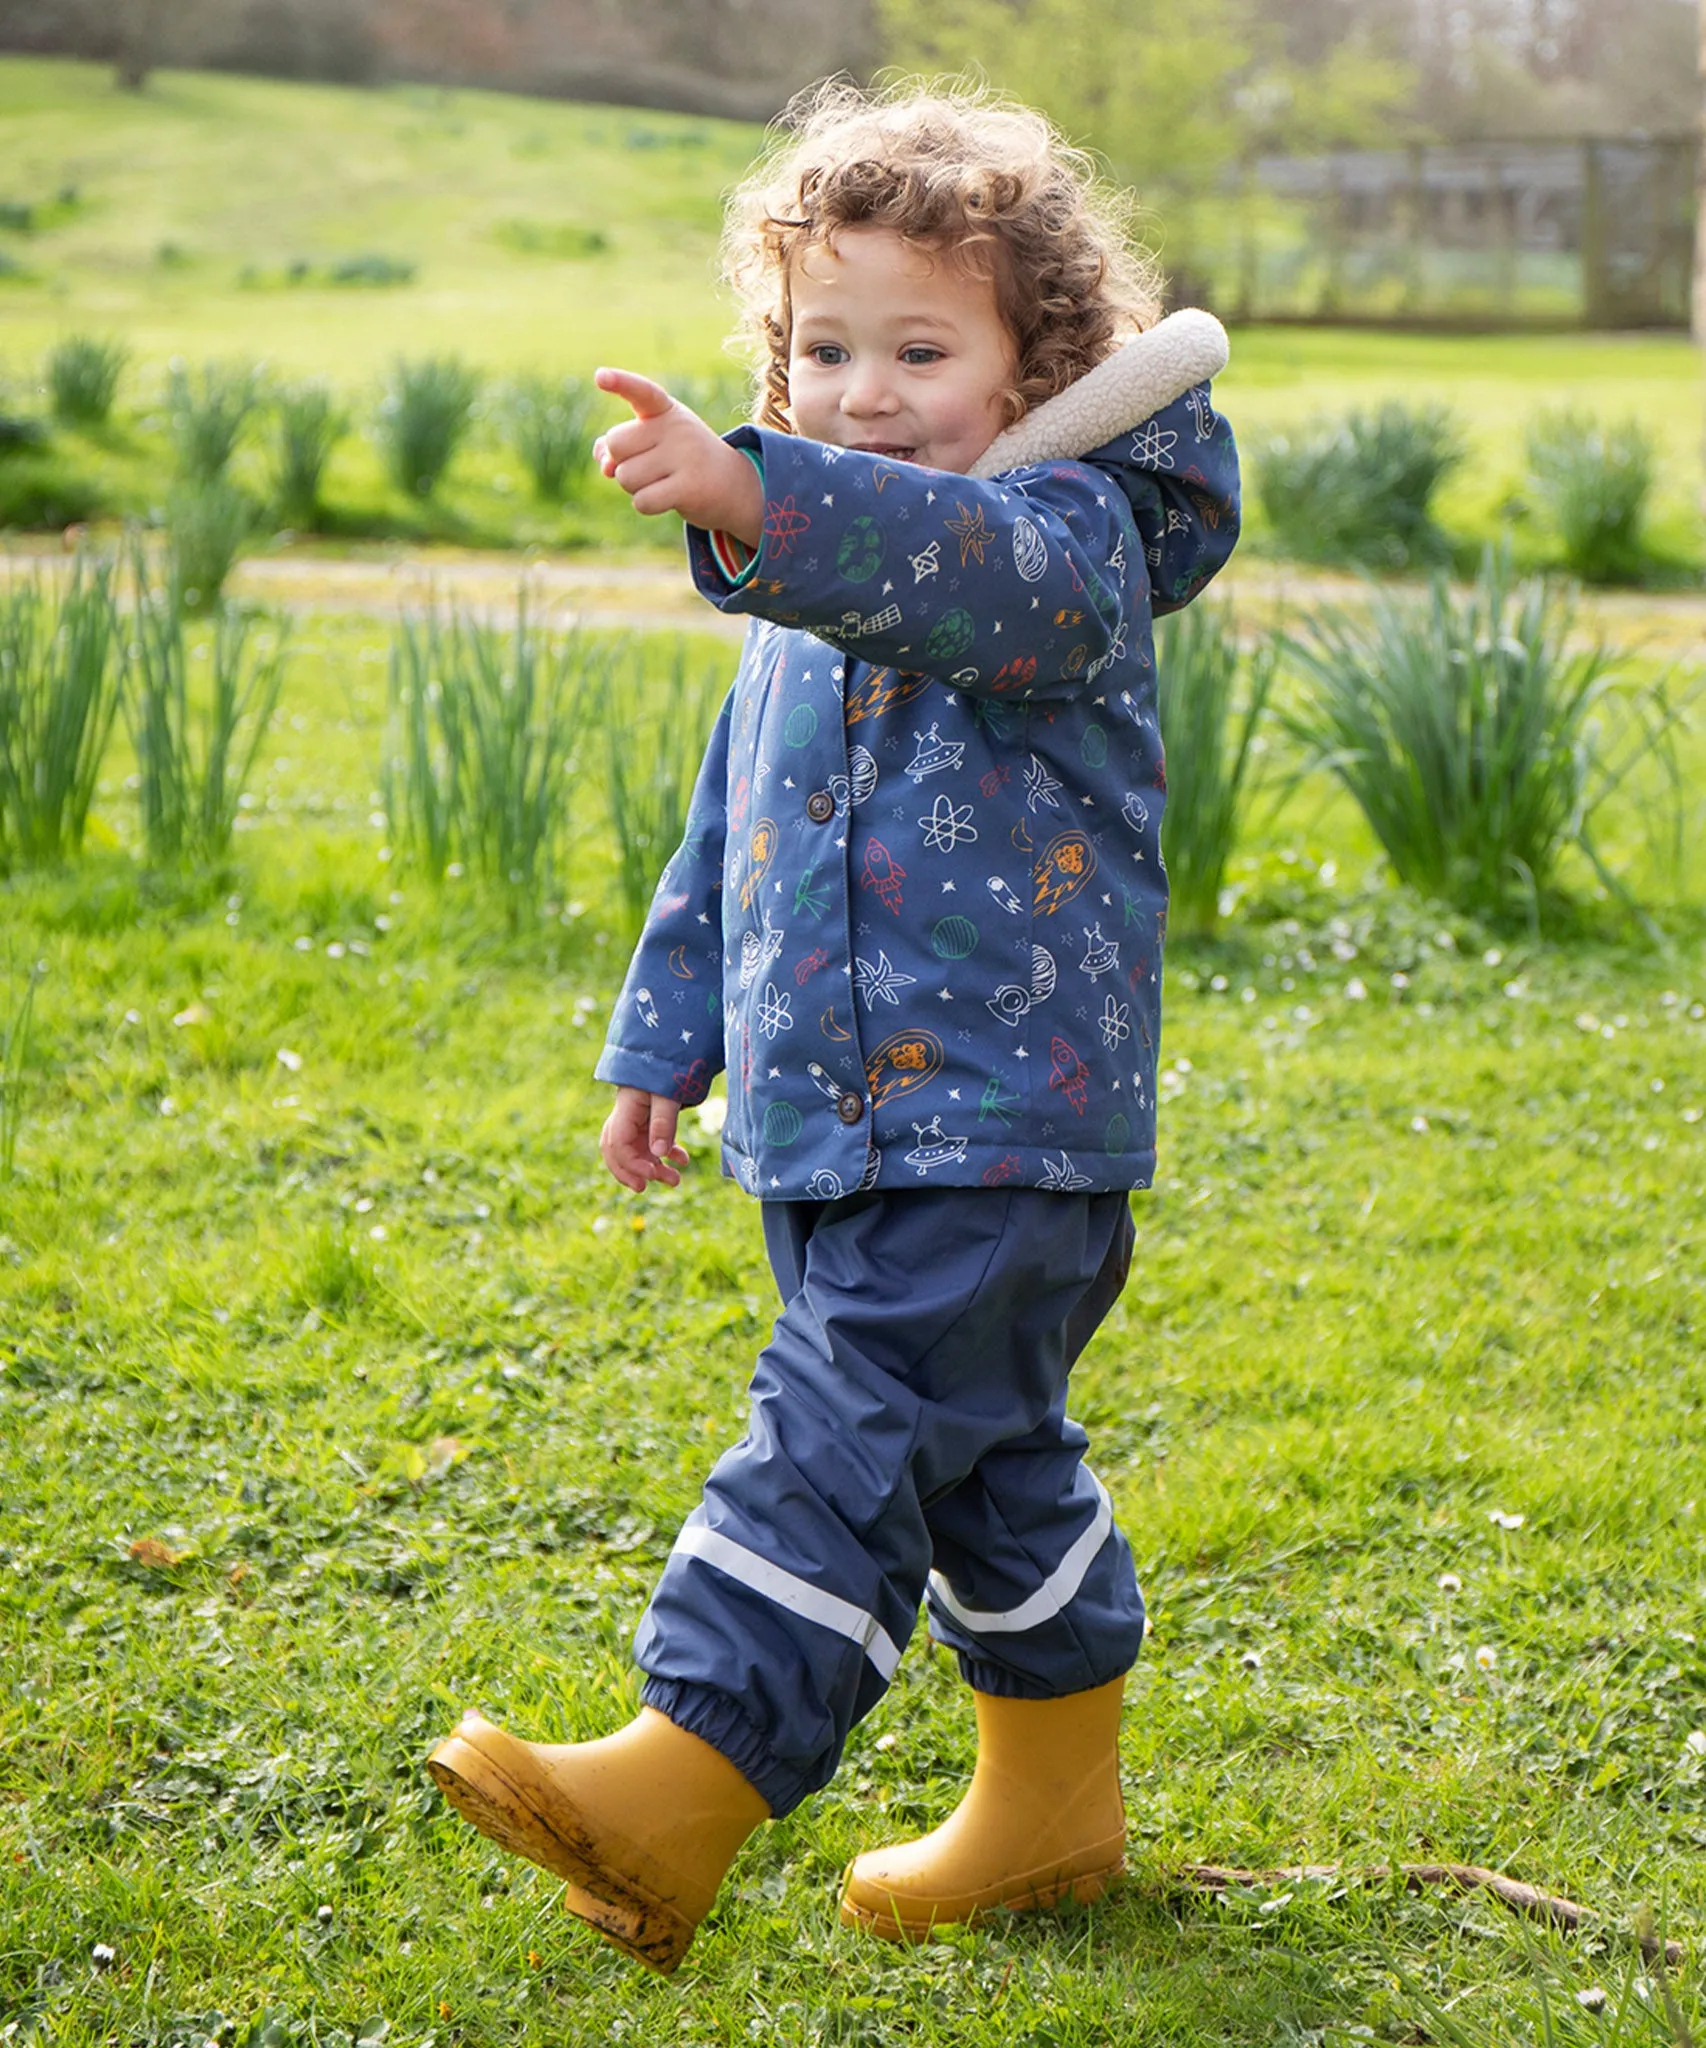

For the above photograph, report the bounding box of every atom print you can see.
[920,794,978,851]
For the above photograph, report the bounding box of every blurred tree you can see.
[112,0,167,89]
[877,0,1411,280]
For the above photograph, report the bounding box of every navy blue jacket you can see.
[596,383,1240,1198]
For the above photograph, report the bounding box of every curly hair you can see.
[723,79,1164,433]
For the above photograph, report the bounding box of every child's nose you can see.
[841,363,898,415]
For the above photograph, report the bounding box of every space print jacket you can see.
[595,382,1240,1199]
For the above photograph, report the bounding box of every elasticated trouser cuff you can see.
[642,1675,806,1818]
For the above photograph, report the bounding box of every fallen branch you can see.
[1178,1863,1686,1968]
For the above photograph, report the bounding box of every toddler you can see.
[429,80,1240,1974]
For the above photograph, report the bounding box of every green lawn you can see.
[0,56,1701,574]
[3,587,1704,2044]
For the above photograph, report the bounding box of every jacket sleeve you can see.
[593,683,733,1107]
[684,426,1135,703]
[1115,383,1241,615]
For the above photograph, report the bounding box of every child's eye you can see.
[901,347,944,366]
[806,344,848,366]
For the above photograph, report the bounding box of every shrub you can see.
[1155,602,1277,937]
[1524,409,1655,585]
[382,595,588,915]
[164,480,252,613]
[125,548,289,867]
[0,414,49,453]
[272,380,346,526]
[329,252,415,287]
[507,374,595,499]
[47,336,127,426]
[0,555,126,869]
[167,359,260,481]
[377,356,479,499]
[1281,546,1691,923]
[1255,402,1462,570]
[601,641,728,935]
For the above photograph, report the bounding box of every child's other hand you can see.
[600,1084,691,1192]
[594,368,763,546]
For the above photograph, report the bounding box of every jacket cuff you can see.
[694,440,765,590]
[595,1043,719,1106]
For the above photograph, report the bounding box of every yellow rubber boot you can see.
[427,1707,769,1974]
[839,1677,1126,1941]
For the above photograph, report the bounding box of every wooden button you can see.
[835,1090,864,1124]
[805,789,835,823]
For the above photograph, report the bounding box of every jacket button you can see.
[805,789,835,823]
[835,1090,864,1125]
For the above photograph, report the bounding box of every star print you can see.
[783,776,795,789]
[853,950,916,1008]
[697,912,711,924]
[948,1087,961,1101]
[1015,1046,1029,1060]
[680,1030,693,1044]
[942,880,957,893]
[822,494,834,506]
[945,502,993,566]
[937,988,953,1001]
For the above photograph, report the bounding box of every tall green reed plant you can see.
[507,374,595,499]
[1524,409,1655,585]
[1155,602,1278,936]
[1280,546,1692,925]
[0,556,126,870]
[1,960,44,1185]
[273,380,346,527]
[378,357,479,499]
[165,479,252,613]
[1256,402,1462,569]
[46,335,127,426]
[601,641,727,936]
[167,359,261,481]
[125,548,288,866]
[383,594,588,916]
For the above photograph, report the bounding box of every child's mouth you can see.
[849,441,918,461]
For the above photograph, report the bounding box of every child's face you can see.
[786,226,1016,474]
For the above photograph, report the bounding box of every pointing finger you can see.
[596,366,675,421]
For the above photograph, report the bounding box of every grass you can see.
[1,583,1704,2043]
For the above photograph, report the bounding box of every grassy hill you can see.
[0,57,746,378]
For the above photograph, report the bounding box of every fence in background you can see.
[1197,136,1696,330]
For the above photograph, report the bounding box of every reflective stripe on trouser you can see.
[634,1186,1146,1817]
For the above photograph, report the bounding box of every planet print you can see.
[784,703,819,748]
[1012,517,1048,583]
[837,515,886,583]
[1081,723,1108,769]
[763,1101,804,1147]
[923,608,975,666]
[930,915,981,960]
